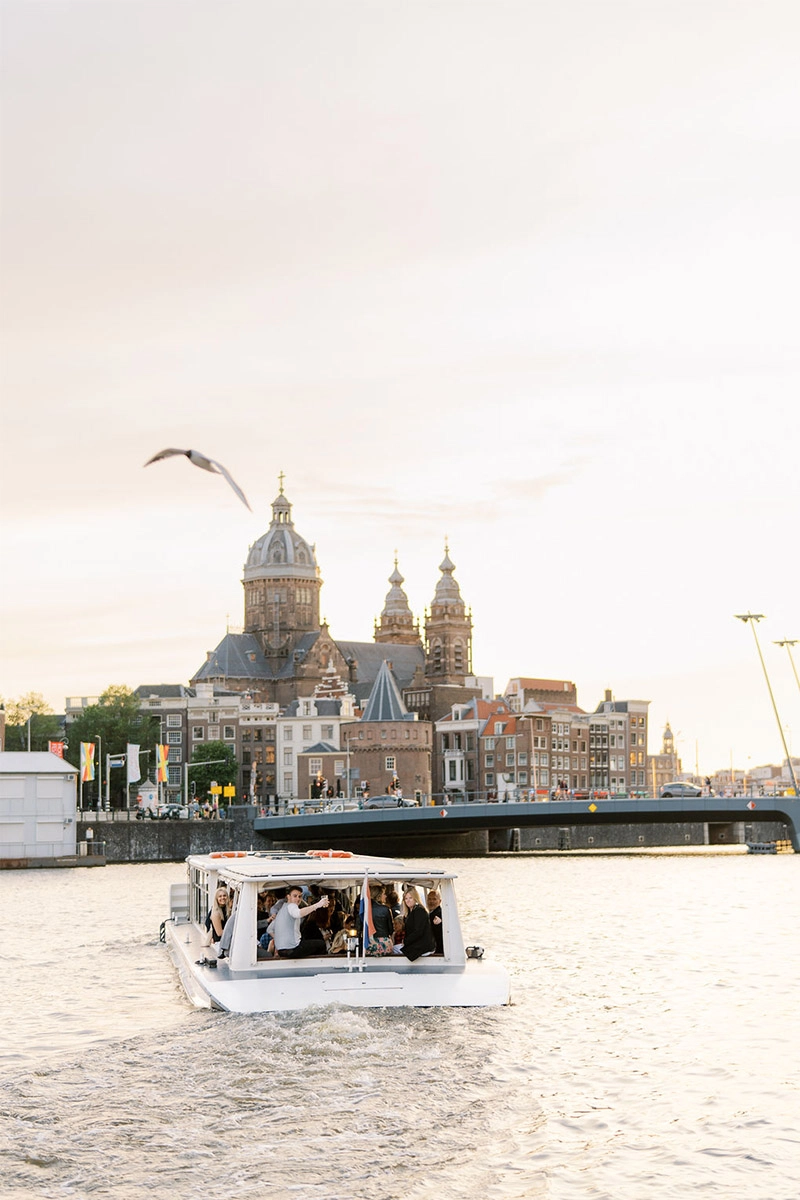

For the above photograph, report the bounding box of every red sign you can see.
[747,800,756,810]
[48,741,65,758]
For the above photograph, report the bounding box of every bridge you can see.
[254,794,800,853]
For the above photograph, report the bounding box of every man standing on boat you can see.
[272,886,329,958]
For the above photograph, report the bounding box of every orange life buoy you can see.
[210,851,248,859]
[305,849,353,859]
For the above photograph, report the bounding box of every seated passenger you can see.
[271,886,329,958]
[302,899,333,950]
[426,889,444,955]
[208,886,231,949]
[394,885,435,961]
[364,885,394,956]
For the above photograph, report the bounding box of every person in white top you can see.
[272,886,329,958]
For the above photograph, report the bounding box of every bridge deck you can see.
[254,795,799,851]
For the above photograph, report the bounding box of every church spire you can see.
[374,554,421,646]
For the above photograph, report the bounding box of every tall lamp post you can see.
[774,639,800,698]
[735,613,800,797]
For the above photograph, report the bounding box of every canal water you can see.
[3,854,798,1199]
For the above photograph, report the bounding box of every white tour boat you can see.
[162,849,510,1012]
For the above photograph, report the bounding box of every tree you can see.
[1,692,63,752]
[67,686,161,807]
[189,740,239,803]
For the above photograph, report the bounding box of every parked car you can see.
[362,793,419,810]
[659,782,702,799]
[157,803,189,820]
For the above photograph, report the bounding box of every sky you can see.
[1,1,799,774]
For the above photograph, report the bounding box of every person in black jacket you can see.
[397,885,435,961]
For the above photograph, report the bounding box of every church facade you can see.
[190,482,477,712]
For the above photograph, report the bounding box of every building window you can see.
[192,726,204,740]
[484,737,495,750]
[506,753,515,766]
[536,719,543,731]
[494,722,505,735]
[223,725,235,740]
[321,725,334,740]
[283,749,293,765]
[167,746,181,763]
[303,725,312,740]
[284,727,293,741]
[485,773,494,786]
[166,714,181,728]
[334,760,344,776]
[467,760,474,781]
[242,751,251,765]
[167,731,181,745]
[241,730,251,742]
[167,765,181,785]
[208,726,219,740]
[308,757,322,776]
[283,773,293,794]
[518,752,528,765]
[385,756,396,771]
[519,771,528,784]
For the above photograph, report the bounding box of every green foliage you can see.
[1,692,62,751]
[67,686,161,806]
[189,740,238,799]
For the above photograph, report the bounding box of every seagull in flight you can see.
[144,448,252,510]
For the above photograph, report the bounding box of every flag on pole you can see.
[48,741,65,758]
[359,872,375,954]
[126,744,141,784]
[156,744,169,783]
[80,742,96,782]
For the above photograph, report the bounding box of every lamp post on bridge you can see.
[735,613,800,797]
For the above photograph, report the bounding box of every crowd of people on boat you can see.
[205,880,443,963]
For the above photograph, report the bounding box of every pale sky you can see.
[2,1,799,774]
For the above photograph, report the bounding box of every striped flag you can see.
[80,742,96,782]
[156,744,169,783]
[359,873,375,954]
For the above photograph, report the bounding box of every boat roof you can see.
[186,850,457,886]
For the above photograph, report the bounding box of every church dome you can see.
[243,482,319,583]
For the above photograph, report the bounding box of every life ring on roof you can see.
[210,851,248,858]
[306,849,353,859]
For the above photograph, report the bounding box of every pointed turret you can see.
[424,541,472,683]
[374,556,421,645]
[361,660,411,722]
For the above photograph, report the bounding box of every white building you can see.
[0,751,78,862]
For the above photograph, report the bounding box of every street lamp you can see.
[184,758,226,807]
[735,613,800,796]
[774,639,800,698]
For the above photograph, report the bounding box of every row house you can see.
[275,693,356,799]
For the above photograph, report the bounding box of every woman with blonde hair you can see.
[395,884,435,961]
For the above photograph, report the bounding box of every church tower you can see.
[424,542,472,684]
[374,557,421,645]
[241,477,322,666]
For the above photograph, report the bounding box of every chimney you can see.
[605,689,612,702]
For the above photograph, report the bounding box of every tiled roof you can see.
[192,633,275,681]
[335,640,424,703]
[361,661,413,722]
[299,742,338,754]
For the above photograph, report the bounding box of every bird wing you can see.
[143,448,188,466]
[207,459,252,511]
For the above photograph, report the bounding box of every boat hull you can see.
[165,921,510,1013]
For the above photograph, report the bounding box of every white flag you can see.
[126,744,141,784]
